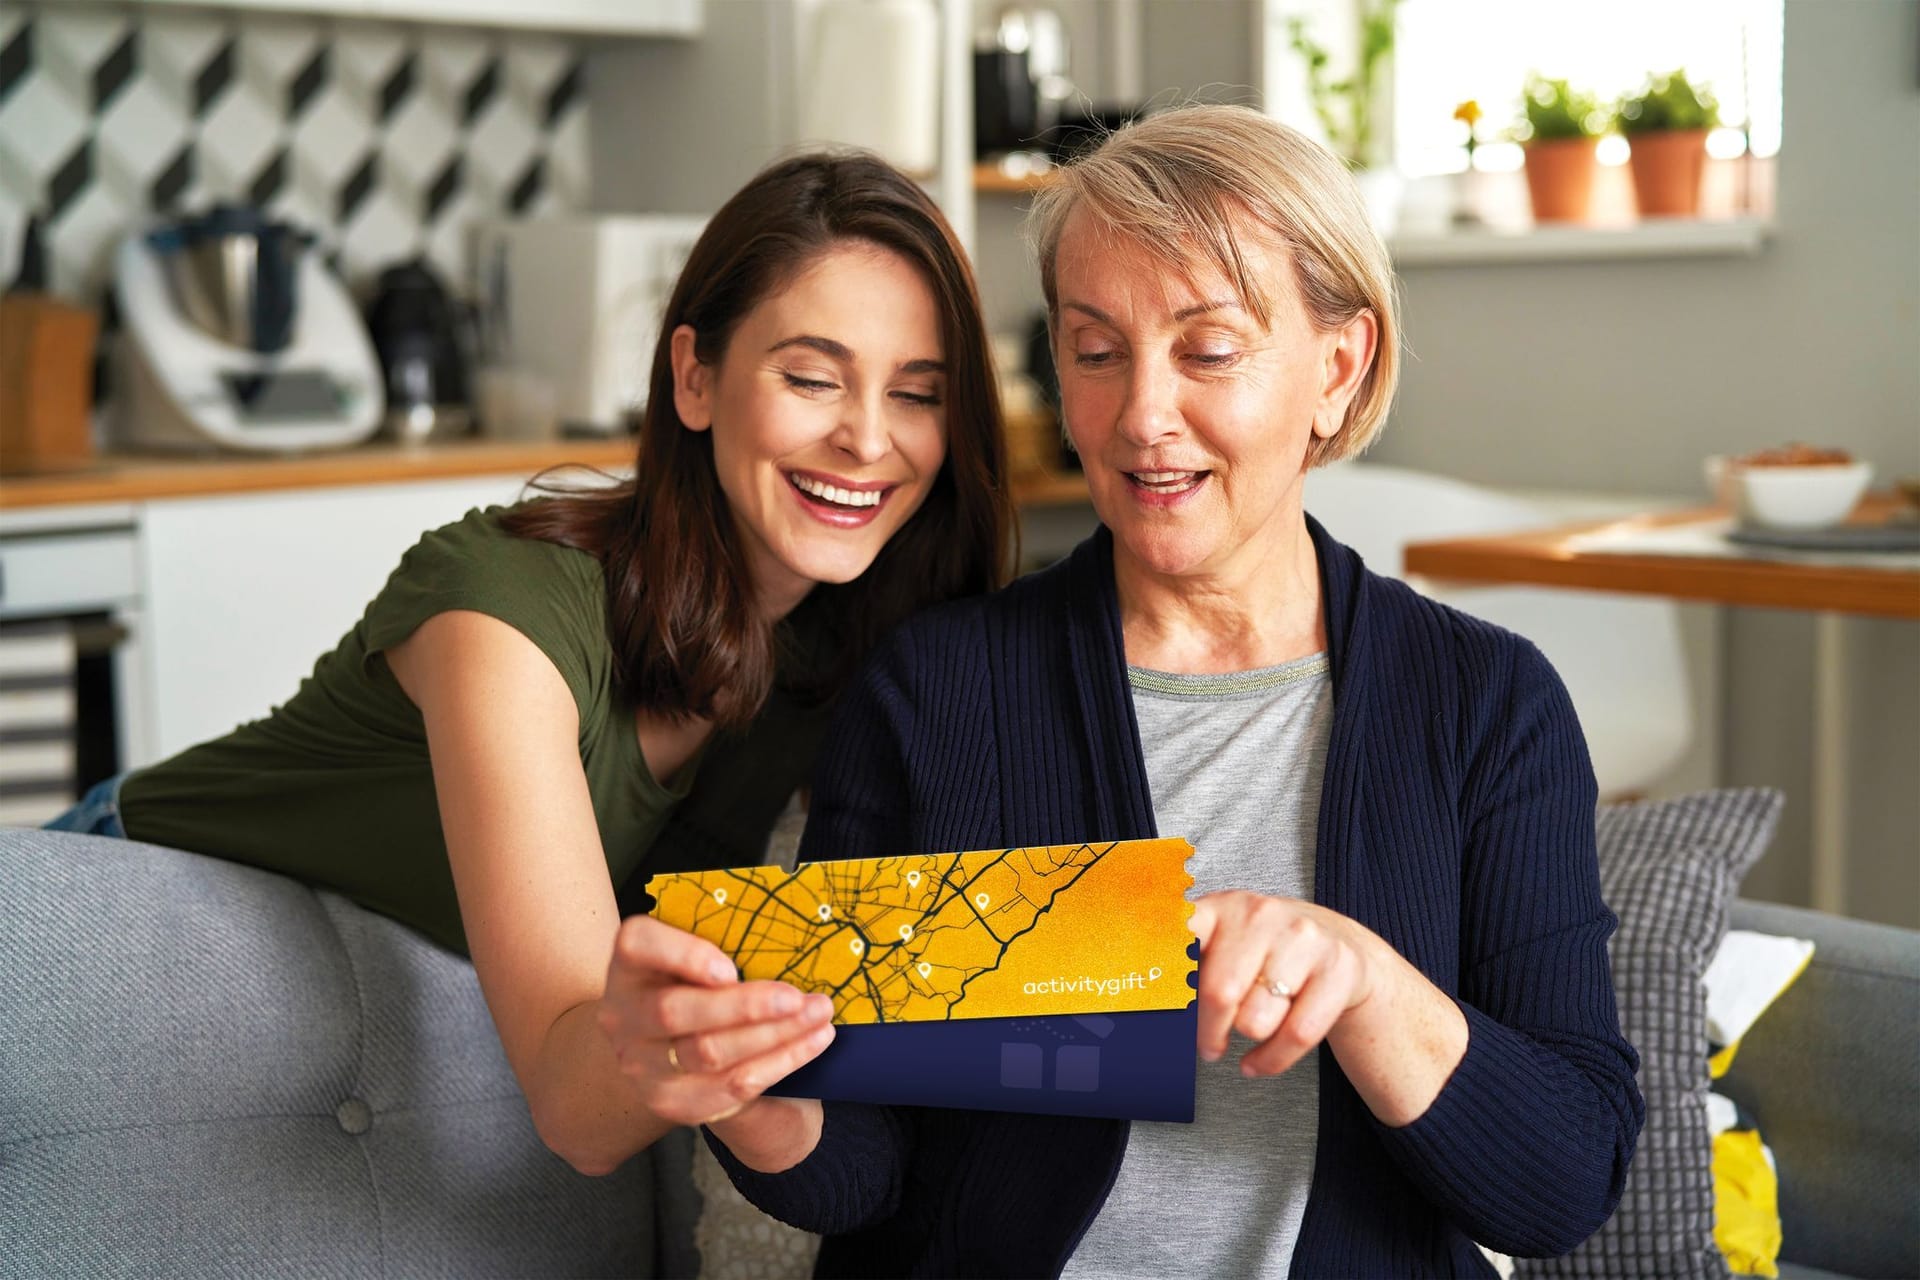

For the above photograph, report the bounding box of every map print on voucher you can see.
[645,838,1196,1024]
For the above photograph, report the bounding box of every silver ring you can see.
[1263,977,1295,1000]
[666,1042,684,1073]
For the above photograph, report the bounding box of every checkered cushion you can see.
[1518,787,1784,1279]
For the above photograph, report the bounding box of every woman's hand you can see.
[597,915,836,1135]
[1190,890,1468,1123]
[1189,891,1378,1078]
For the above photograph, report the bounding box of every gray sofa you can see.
[0,829,700,1279]
[1719,900,1920,1280]
[2,830,1915,1278]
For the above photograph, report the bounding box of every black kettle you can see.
[363,258,474,442]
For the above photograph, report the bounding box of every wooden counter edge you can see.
[0,438,639,509]
[1,440,1094,511]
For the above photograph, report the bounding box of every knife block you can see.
[0,294,99,474]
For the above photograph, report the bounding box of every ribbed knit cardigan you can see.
[711,519,1643,1278]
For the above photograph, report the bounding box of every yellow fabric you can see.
[1714,1128,1782,1277]
[1707,937,1814,1274]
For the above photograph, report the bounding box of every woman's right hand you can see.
[597,914,837,1133]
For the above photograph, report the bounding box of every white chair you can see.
[1305,461,1692,799]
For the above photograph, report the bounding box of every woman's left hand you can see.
[1189,891,1382,1078]
[1190,890,1470,1123]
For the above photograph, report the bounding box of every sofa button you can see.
[336,1098,373,1135]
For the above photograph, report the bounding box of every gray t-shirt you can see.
[1063,653,1332,1280]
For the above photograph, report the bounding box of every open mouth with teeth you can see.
[786,471,892,513]
[1127,470,1211,497]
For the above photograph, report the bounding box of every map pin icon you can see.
[917,962,932,978]
[906,871,921,887]
[898,924,913,940]
[849,938,864,955]
[817,903,832,921]
[975,893,991,909]
[712,888,727,905]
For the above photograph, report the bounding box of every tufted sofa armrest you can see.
[0,829,699,1279]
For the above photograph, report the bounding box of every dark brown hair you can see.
[503,151,1012,730]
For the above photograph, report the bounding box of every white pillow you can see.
[1702,930,1815,1049]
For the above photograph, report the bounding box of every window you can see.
[1391,0,1783,179]
[1257,0,1785,234]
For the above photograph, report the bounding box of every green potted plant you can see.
[1616,69,1721,217]
[1516,74,1606,222]
[1286,0,1403,232]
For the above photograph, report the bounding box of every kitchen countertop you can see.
[0,436,1092,510]
[0,437,638,509]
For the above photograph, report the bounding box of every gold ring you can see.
[666,1042,684,1073]
[1263,977,1295,1000]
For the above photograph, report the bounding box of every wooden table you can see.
[1405,493,1920,913]
[1402,495,1920,620]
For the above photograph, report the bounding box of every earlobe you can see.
[669,324,713,432]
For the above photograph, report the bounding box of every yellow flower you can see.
[1453,99,1483,128]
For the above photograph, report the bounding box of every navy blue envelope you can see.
[765,1006,1198,1122]
[767,942,1200,1122]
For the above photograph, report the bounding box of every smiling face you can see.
[672,240,949,619]
[1052,210,1374,589]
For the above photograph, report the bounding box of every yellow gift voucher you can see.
[645,838,1194,1025]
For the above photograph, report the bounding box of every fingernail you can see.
[1241,1061,1258,1078]
[772,988,802,1015]
[1200,1047,1221,1063]
[709,960,736,984]
[806,993,834,1019]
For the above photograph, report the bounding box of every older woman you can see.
[602,105,1642,1276]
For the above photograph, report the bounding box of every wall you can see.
[585,0,794,218]
[1373,0,1920,926]
[0,3,590,300]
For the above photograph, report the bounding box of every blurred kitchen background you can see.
[0,0,1914,927]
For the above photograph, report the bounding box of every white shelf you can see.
[121,0,703,36]
[1390,218,1772,267]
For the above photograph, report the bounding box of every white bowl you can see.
[1733,461,1872,530]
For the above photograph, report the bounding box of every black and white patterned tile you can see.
[0,3,588,300]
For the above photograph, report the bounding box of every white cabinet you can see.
[121,0,702,36]
[366,0,700,35]
[135,475,531,762]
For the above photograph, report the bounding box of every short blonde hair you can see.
[1029,104,1399,465]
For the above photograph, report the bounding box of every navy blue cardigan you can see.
[712,520,1643,1278]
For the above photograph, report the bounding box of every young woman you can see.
[47,151,1012,1178]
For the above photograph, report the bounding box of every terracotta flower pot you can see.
[1627,128,1709,217]
[1523,136,1598,222]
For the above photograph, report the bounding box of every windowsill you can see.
[1390,217,1773,267]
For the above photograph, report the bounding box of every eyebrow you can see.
[1061,299,1242,324]
[769,334,945,375]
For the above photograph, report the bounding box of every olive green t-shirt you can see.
[121,504,820,956]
